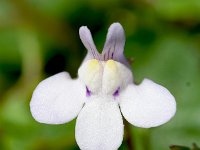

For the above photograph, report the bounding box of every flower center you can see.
[79,59,133,96]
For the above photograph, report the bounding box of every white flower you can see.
[30,23,176,150]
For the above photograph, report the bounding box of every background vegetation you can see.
[0,0,200,149]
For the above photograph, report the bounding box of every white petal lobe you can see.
[30,72,85,124]
[120,79,176,128]
[75,98,124,150]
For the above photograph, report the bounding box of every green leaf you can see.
[170,145,190,150]
[192,143,200,150]
[169,144,200,150]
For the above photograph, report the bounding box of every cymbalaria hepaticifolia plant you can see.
[30,23,176,150]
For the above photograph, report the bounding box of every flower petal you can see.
[30,72,85,124]
[119,79,176,128]
[79,26,100,61]
[75,98,123,150]
[102,23,129,67]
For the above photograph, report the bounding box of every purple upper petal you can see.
[79,23,130,67]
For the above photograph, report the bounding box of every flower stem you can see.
[124,119,135,150]
[141,129,150,150]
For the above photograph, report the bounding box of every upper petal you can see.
[75,97,124,150]
[102,23,129,67]
[79,26,100,61]
[119,79,176,128]
[30,72,85,124]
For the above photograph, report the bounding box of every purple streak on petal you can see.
[108,48,110,60]
[113,87,120,97]
[86,86,91,97]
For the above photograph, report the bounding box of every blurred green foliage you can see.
[0,0,200,150]
[170,143,200,150]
